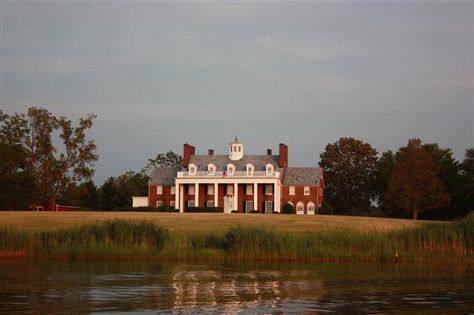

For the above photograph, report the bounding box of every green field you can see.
[0,211,421,233]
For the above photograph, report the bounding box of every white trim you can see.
[246,163,254,176]
[156,185,163,195]
[296,202,304,215]
[265,163,274,176]
[189,163,197,175]
[307,201,316,215]
[208,163,217,175]
[289,186,295,196]
[195,183,199,207]
[304,186,310,196]
[226,163,235,175]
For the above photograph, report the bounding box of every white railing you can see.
[177,170,277,178]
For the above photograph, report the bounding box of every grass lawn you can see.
[0,211,423,234]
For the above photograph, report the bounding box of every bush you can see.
[318,202,333,215]
[157,205,178,212]
[185,207,223,213]
[281,203,295,214]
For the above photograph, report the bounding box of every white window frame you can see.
[207,184,214,195]
[170,200,175,207]
[156,200,163,207]
[171,186,176,195]
[188,185,195,195]
[265,184,273,195]
[296,202,304,215]
[206,200,215,207]
[208,163,216,175]
[245,201,254,212]
[187,200,195,207]
[307,202,316,215]
[156,185,163,195]
[246,184,253,195]
[265,201,273,214]
[304,186,310,196]
[226,184,234,196]
[227,163,235,175]
[265,163,274,176]
[189,163,197,175]
[289,186,295,196]
[246,163,254,176]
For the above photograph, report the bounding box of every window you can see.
[208,164,216,175]
[187,200,195,207]
[266,164,274,176]
[265,184,273,195]
[156,200,163,207]
[171,186,176,195]
[226,184,234,196]
[157,185,163,195]
[246,164,254,176]
[265,201,273,213]
[304,186,310,195]
[238,146,241,152]
[170,200,175,207]
[227,164,235,175]
[207,200,215,207]
[189,164,197,175]
[207,184,214,195]
[246,184,253,195]
[289,186,295,196]
[245,201,254,212]
[188,185,195,195]
[307,202,316,215]
[296,202,304,214]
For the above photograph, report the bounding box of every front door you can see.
[223,196,234,214]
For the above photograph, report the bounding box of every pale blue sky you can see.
[1,1,473,184]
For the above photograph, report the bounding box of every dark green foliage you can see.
[281,203,295,214]
[98,171,149,210]
[185,207,224,213]
[157,205,179,212]
[461,148,474,213]
[143,151,183,175]
[319,137,378,215]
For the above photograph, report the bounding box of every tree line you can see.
[1,108,473,219]
[319,137,474,220]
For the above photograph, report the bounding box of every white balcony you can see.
[177,170,276,178]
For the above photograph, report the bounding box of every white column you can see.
[274,181,281,213]
[195,183,199,207]
[214,183,218,207]
[233,182,238,211]
[253,183,258,211]
[174,183,179,210]
[179,184,184,213]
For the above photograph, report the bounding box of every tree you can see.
[319,137,378,214]
[374,150,403,217]
[98,171,149,210]
[461,148,474,212]
[386,139,450,220]
[0,107,98,209]
[77,180,100,209]
[143,151,183,175]
[422,143,464,218]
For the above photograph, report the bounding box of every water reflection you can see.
[0,260,472,314]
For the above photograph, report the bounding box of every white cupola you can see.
[229,136,244,161]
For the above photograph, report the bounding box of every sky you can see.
[1,1,473,185]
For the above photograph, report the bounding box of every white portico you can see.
[174,138,281,213]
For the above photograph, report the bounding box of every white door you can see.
[223,196,234,214]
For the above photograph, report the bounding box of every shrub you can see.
[185,207,223,213]
[281,203,295,214]
[157,205,178,212]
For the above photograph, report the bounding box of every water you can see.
[0,260,472,314]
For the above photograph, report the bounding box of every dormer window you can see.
[246,163,254,176]
[227,163,235,175]
[189,163,197,175]
[208,163,216,175]
[266,163,274,176]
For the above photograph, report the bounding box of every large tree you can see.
[319,137,378,214]
[0,107,98,209]
[98,171,148,210]
[386,139,450,220]
[461,148,474,212]
[142,151,183,175]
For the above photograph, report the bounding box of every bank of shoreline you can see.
[0,215,472,262]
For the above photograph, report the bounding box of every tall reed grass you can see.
[0,214,472,261]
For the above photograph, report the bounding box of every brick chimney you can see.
[208,149,214,155]
[279,143,288,168]
[267,149,272,156]
[183,143,195,167]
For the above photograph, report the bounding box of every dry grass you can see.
[0,211,423,234]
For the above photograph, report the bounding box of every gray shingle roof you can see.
[188,155,280,172]
[282,167,323,186]
[149,166,180,185]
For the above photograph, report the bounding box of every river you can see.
[0,260,472,314]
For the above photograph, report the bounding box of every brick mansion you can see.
[138,138,324,215]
